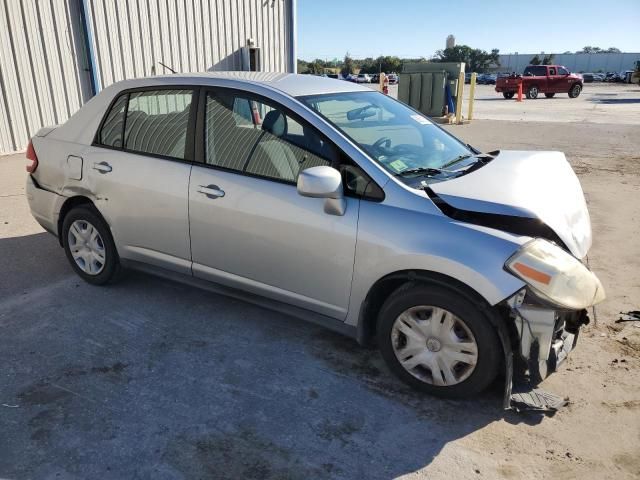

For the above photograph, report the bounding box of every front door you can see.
[189,89,359,319]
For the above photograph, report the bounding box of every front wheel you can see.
[503,92,515,99]
[568,84,582,98]
[526,85,539,99]
[545,93,555,98]
[376,282,501,399]
[62,206,121,285]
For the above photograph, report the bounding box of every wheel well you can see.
[56,196,95,246]
[357,270,506,346]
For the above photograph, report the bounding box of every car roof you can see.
[113,71,371,97]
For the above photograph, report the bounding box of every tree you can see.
[296,59,309,73]
[307,59,326,75]
[433,45,500,72]
[529,55,542,65]
[341,53,355,76]
[542,54,555,65]
[578,46,620,54]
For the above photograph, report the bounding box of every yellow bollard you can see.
[455,71,465,124]
[468,73,477,121]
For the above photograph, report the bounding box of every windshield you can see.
[298,91,473,184]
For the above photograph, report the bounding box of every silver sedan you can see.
[26,72,604,400]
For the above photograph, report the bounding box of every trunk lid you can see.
[429,150,592,258]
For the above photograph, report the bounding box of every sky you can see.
[297,0,640,61]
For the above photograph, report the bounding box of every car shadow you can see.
[589,98,640,104]
[0,233,546,479]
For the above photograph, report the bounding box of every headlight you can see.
[506,239,605,309]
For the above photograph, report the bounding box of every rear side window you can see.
[124,90,193,159]
[524,66,547,76]
[98,94,127,147]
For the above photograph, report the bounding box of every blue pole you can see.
[80,0,101,95]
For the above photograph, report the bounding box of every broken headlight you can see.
[505,239,605,309]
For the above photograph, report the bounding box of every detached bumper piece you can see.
[510,387,568,413]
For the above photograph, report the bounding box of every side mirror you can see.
[297,166,346,216]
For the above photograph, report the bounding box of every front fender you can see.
[345,201,527,326]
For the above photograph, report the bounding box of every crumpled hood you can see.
[429,150,592,258]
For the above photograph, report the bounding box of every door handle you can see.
[198,184,225,198]
[93,161,112,174]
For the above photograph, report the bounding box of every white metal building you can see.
[0,0,296,154]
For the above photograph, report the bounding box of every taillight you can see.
[26,140,38,173]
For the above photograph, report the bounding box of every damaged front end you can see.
[505,289,591,384]
[497,239,605,411]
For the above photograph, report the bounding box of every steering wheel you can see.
[373,136,392,151]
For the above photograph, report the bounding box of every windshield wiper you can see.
[395,167,444,177]
[441,154,474,169]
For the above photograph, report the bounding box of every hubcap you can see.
[391,306,478,387]
[67,220,106,275]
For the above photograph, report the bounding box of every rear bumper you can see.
[25,175,64,237]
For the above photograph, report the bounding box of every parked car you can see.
[370,73,380,83]
[476,73,496,85]
[581,73,603,83]
[326,73,343,80]
[356,73,371,83]
[387,73,398,84]
[26,72,604,399]
[495,65,583,99]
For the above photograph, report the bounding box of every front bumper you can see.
[506,289,590,383]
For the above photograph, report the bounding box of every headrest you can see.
[262,110,286,137]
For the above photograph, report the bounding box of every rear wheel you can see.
[568,84,582,98]
[62,206,121,285]
[502,92,515,99]
[526,85,539,99]
[544,93,555,98]
[376,282,501,399]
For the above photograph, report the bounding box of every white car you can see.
[355,73,371,83]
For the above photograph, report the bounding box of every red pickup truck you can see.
[495,65,583,99]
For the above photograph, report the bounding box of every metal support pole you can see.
[455,71,465,124]
[468,73,477,121]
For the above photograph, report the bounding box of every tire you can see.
[376,282,501,399]
[568,84,582,98]
[62,205,121,285]
[526,85,539,99]
[544,93,555,98]
[502,92,515,99]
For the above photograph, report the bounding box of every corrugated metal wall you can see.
[0,0,293,155]
[0,0,93,154]
[85,0,291,90]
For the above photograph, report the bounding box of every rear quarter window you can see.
[98,94,127,147]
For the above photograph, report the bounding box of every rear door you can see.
[188,88,359,319]
[86,88,197,274]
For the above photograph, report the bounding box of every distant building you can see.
[496,52,640,74]
[446,35,455,50]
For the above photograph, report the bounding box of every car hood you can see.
[429,150,592,258]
